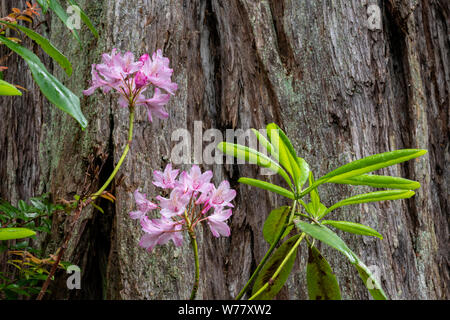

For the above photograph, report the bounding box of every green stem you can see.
[91,109,135,200]
[235,200,297,300]
[248,232,306,300]
[184,210,200,300]
[189,230,200,300]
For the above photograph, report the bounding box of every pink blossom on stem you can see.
[203,181,236,213]
[157,189,190,218]
[130,164,236,254]
[136,88,171,122]
[129,190,157,220]
[139,216,184,251]
[185,165,213,193]
[207,208,232,237]
[140,49,178,94]
[152,163,179,189]
[83,48,177,122]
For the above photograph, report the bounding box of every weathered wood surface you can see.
[0,0,448,299]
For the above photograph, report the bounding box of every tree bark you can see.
[0,0,448,299]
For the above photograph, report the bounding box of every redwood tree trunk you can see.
[0,0,448,300]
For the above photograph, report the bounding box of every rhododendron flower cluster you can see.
[130,164,236,252]
[83,49,178,121]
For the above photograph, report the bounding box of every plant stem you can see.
[188,229,200,300]
[248,232,305,300]
[91,109,135,200]
[185,210,200,300]
[36,108,135,300]
[235,200,297,300]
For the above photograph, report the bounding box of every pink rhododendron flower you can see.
[137,88,171,122]
[83,48,177,122]
[201,180,236,213]
[207,208,232,237]
[129,190,158,220]
[209,181,236,208]
[156,189,191,218]
[139,49,178,94]
[129,164,236,252]
[152,163,179,189]
[139,216,183,251]
[185,165,213,193]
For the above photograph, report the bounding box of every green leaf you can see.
[319,149,427,184]
[0,199,21,219]
[48,0,81,45]
[252,234,301,300]
[0,79,22,96]
[92,203,104,214]
[308,172,321,215]
[321,190,415,218]
[238,177,295,200]
[217,142,292,189]
[0,36,87,129]
[251,128,279,162]
[0,228,36,241]
[354,262,387,300]
[36,0,50,14]
[306,245,341,300]
[295,221,387,299]
[0,21,72,76]
[263,206,293,245]
[321,220,383,239]
[331,174,421,190]
[29,198,47,212]
[66,0,99,38]
[305,202,327,219]
[267,123,302,190]
[5,284,31,297]
[296,157,310,189]
[295,220,358,264]
[18,200,29,212]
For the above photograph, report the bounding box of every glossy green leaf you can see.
[218,142,278,170]
[321,220,383,239]
[295,220,357,264]
[238,177,295,200]
[251,128,279,161]
[267,123,302,190]
[218,142,293,189]
[0,228,36,241]
[295,221,387,299]
[1,21,72,76]
[355,262,387,300]
[0,200,21,218]
[332,174,421,190]
[0,79,22,96]
[305,202,327,219]
[263,206,293,245]
[0,36,87,129]
[319,149,427,183]
[252,234,301,300]
[308,172,321,215]
[296,157,310,189]
[321,190,415,218]
[49,0,81,45]
[306,245,341,300]
[66,0,99,38]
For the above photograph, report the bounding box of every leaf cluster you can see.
[0,0,99,129]
[0,193,70,299]
[218,123,426,300]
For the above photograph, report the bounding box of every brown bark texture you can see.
[0,0,448,299]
